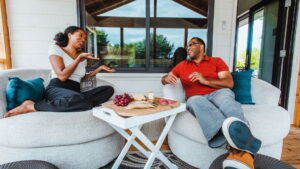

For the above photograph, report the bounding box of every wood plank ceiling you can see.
[85,0,134,17]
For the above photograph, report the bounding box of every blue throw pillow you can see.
[231,70,255,104]
[6,77,45,111]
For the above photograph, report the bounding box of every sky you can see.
[236,14,264,57]
[95,0,208,54]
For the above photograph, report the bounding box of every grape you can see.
[113,93,133,106]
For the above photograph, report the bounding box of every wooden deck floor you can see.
[282,125,300,169]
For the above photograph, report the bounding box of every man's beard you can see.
[189,55,199,60]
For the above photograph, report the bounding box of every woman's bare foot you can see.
[3,100,36,118]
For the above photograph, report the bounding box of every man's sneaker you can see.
[223,148,254,169]
[222,117,262,154]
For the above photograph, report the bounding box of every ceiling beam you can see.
[92,16,207,28]
[173,0,208,17]
[85,0,134,17]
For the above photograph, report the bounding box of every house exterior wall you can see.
[6,0,77,69]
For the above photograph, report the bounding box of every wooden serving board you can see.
[102,101,180,117]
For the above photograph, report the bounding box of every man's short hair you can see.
[191,37,205,52]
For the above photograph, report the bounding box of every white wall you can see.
[212,0,238,70]
[6,0,77,69]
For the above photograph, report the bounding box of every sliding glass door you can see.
[234,0,279,83]
[235,0,299,108]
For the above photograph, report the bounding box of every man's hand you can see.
[99,65,115,73]
[189,72,208,85]
[164,73,177,85]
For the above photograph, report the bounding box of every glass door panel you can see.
[85,1,146,70]
[250,9,264,77]
[151,0,208,70]
[234,1,279,83]
[235,17,249,71]
[257,1,279,83]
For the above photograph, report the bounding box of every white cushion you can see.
[162,79,185,103]
[171,105,290,146]
[251,78,281,105]
[0,110,115,148]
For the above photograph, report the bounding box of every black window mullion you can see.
[207,0,215,57]
[184,28,188,48]
[145,0,151,72]
[246,11,254,70]
[77,0,86,31]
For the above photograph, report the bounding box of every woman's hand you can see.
[76,52,99,62]
[99,65,116,73]
[82,65,115,80]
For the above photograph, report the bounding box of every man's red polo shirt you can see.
[171,56,229,98]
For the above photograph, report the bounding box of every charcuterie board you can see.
[102,100,180,117]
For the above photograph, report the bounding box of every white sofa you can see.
[0,68,124,169]
[163,78,291,169]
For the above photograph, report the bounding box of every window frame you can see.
[77,0,214,73]
[0,0,12,70]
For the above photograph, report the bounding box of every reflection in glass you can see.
[251,9,264,77]
[154,0,205,18]
[235,18,249,71]
[99,1,145,18]
[85,0,208,72]
[124,28,146,68]
[151,28,183,68]
[151,0,207,69]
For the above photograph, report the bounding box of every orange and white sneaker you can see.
[223,148,254,169]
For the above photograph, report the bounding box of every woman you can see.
[171,47,187,68]
[4,26,115,118]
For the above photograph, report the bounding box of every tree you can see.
[250,48,260,69]
[90,29,174,67]
[134,33,174,59]
[236,48,260,70]
[154,34,174,59]
[93,28,109,45]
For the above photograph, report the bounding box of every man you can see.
[161,37,261,169]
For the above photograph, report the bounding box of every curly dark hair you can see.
[54,26,83,47]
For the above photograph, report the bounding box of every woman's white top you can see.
[48,45,87,83]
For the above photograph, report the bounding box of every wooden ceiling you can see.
[173,0,208,17]
[85,0,208,18]
[85,0,134,17]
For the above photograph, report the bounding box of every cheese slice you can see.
[148,92,154,100]
[132,94,146,101]
[125,101,155,109]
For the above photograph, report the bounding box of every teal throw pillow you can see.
[6,77,45,111]
[231,70,255,104]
